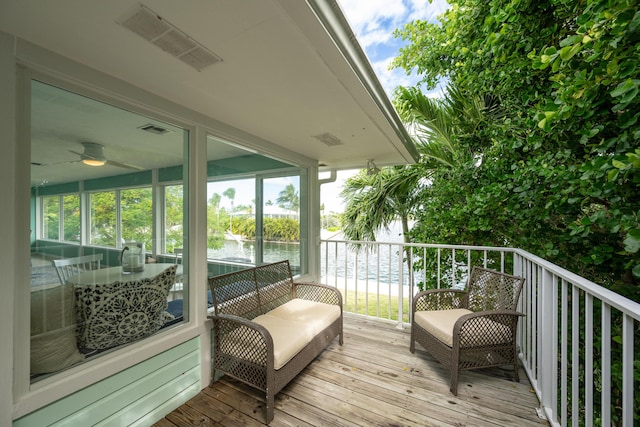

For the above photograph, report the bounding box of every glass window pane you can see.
[207,179,255,263]
[62,194,80,243]
[30,79,189,381]
[165,185,184,254]
[121,187,153,246]
[89,191,116,247]
[43,196,59,240]
[263,176,300,268]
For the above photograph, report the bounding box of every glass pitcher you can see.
[121,242,145,273]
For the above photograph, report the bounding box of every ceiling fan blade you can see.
[32,159,81,166]
[105,159,145,170]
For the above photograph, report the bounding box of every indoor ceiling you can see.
[29,80,258,186]
[1,0,418,183]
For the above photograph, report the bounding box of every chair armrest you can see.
[452,310,525,348]
[412,289,467,312]
[208,313,274,369]
[294,281,343,307]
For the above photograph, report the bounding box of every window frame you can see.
[39,193,81,244]
[205,168,306,272]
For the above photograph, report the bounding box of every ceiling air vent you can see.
[139,123,172,135]
[312,133,344,147]
[120,5,222,71]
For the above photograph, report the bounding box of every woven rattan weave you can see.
[208,260,343,423]
[410,266,525,395]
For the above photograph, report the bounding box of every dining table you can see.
[66,263,183,286]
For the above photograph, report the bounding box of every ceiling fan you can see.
[68,142,144,170]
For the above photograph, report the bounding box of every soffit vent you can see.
[120,5,222,71]
[139,123,172,135]
[312,132,344,147]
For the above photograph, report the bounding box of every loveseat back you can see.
[209,260,295,319]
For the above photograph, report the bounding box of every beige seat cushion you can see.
[253,314,313,370]
[414,308,512,347]
[220,299,339,371]
[414,309,472,346]
[267,298,341,336]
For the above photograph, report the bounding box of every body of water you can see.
[208,222,410,289]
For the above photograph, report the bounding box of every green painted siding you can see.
[158,165,183,182]
[207,154,292,176]
[35,182,80,196]
[84,171,153,191]
[14,338,201,427]
[34,241,81,259]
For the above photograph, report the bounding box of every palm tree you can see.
[341,166,422,245]
[341,166,424,285]
[223,187,236,231]
[394,85,501,168]
[276,183,299,215]
[340,84,499,284]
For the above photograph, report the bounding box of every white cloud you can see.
[338,0,450,95]
[406,0,449,22]
[338,0,407,50]
[371,57,416,95]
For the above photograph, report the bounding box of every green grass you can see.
[340,289,410,323]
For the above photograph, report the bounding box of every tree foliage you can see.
[392,0,640,301]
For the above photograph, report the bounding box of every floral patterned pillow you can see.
[75,265,177,351]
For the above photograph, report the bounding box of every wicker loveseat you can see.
[410,266,525,395]
[208,260,343,423]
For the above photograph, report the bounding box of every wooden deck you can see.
[154,314,548,426]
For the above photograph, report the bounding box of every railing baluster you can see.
[585,294,593,427]
[397,244,404,328]
[622,314,634,427]
[376,245,381,318]
[364,249,369,318]
[437,247,441,289]
[354,249,359,314]
[561,279,568,426]
[572,286,579,427]
[601,303,611,427]
[540,268,554,420]
[451,248,456,288]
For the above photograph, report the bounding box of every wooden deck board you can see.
[154,315,548,426]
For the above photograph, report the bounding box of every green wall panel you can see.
[14,338,201,427]
[207,154,292,177]
[84,170,152,191]
[34,182,79,196]
[158,165,183,182]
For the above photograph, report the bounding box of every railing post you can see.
[396,245,404,329]
[539,267,555,421]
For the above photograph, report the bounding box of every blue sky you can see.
[320,0,450,213]
[338,0,449,97]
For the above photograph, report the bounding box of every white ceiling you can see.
[1,0,417,185]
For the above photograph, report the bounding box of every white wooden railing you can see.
[320,239,640,427]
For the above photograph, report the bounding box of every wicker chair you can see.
[410,267,525,395]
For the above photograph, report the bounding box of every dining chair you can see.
[168,248,183,300]
[52,253,103,284]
